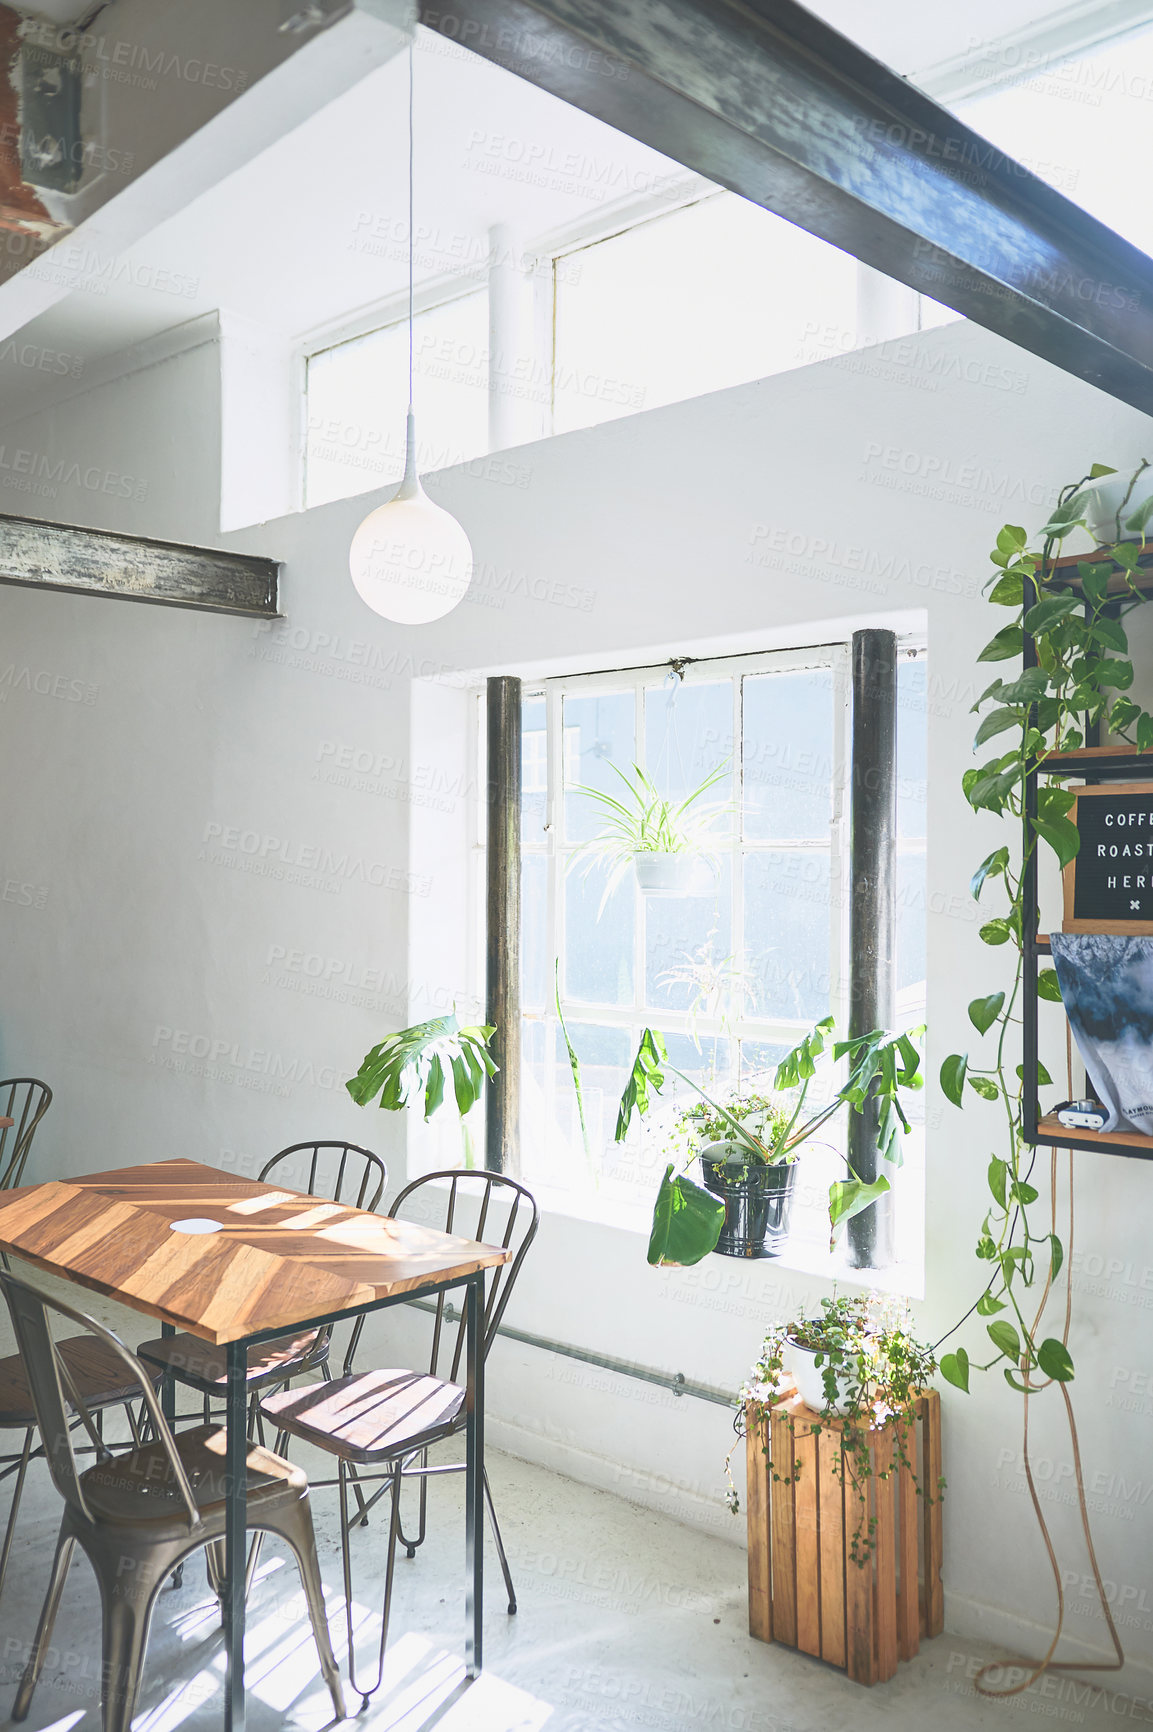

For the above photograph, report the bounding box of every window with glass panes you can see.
[305,288,489,508]
[516,645,926,1251]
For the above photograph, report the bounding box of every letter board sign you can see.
[1063,781,1153,933]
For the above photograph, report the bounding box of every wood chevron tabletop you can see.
[0,1158,510,1343]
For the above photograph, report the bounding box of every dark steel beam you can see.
[485,675,522,1175]
[847,629,896,1271]
[421,0,1153,413]
[0,511,280,617]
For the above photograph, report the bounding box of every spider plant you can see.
[657,931,754,1080]
[570,760,731,912]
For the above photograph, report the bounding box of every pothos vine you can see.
[735,464,1148,1692]
[729,1294,939,1567]
[939,458,1153,1396]
[926,458,1149,1693]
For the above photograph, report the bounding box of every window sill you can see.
[516,1171,925,1300]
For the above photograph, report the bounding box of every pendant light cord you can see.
[400,33,416,488]
[407,37,414,416]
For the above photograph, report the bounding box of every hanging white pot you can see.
[1084,466,1153,542]
[632,852,713,896]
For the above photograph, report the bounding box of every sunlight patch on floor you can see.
[355,1635,555,1732]
[136,1572,350,1732]
[133,1626,556,1732]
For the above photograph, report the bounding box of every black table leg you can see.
[223,1338,248,1732]
[160,1322,185,1590]
[464,1271,484,1678]
[160,1319,176,1431]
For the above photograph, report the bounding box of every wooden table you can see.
[0,1157,511,1731]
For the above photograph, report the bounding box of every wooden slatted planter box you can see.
[746,1389,943,1683]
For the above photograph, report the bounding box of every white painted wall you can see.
[2,318,1152,1689]
[0,327,220,540]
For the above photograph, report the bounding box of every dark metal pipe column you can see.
[485,676,521,1174]
[847,630,897,1269]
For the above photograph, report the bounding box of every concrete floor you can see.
[0,1286,1139,1732]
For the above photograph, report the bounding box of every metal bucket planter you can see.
[699,1143,797,1258]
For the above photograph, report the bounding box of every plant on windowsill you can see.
[346,1015,496,1160]
[613,1017,925,1265]
[570,760,730,905]
[673,1091,797,1259]
[725,1292,941,1566]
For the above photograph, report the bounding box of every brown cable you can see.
[974,1022,1124,1696]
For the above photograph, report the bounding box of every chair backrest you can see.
[0,1272,201,1531]
[347,1169,538,1382]
[260,1141,387,1213]
[261,1143,387,1368]
[0,1079,51,1190]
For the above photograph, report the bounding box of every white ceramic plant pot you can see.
[787,1337,854,1415]
[1084,468,1153,542]
[632,852,713,896]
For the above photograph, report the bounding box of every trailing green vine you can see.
[939,459,1153,1395]
[727,1294,940,1566]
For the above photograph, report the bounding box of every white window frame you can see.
[296,173,972,505]
[467,639,927,1281]
[528,643,851,1056]
[298,270,489,511]
[469,646,852,1227]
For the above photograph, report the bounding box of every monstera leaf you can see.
[828,1172,892,1248]
[647,1164,725,1267]
[347,1014,496,1121]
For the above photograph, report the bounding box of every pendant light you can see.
[349,42,473,624]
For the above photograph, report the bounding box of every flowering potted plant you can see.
[729,1292,941,1564]
[615,1017,924,1264]
[675,1091,796,1258]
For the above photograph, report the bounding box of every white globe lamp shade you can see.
[349,414,473,625]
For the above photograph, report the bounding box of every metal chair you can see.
[0,1328,158,1606]
[261,1169,539,1707]
[138,1141,387,1407]
[0,1271,345,1732]
[0,1078,51,1192]
[0,1077,130,1612]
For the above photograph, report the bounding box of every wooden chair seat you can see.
[262,1368,465,1464]
[80,1422,306,1534]
[137,1328,327,1395]
[0,1334,159,1427]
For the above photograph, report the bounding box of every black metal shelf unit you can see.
[1021,550,1153,1162]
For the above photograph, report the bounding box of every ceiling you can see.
[806,0,1150,80]
[15,1,102,20]
[0,29,689,416]
[3,0,1152,421]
